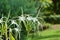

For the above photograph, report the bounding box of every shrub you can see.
[44,15,60,24]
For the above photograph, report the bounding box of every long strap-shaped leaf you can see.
[10,32,15,40]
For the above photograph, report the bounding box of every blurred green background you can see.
[0,0,60,24]
[0,0,60,40]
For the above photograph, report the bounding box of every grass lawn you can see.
[28,29,60,40]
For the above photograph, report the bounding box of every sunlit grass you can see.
[28,29,60,40]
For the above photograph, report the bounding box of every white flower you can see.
[0,19,3,23]
[32,18,38,22]
[19,16,25,21]
[14,28,18,32]
[11,20,16,24]
[27,16,38,22]
[27,17,32,20]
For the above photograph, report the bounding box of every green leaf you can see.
[10,33,15,40]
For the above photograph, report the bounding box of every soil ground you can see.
[51,24,60,30]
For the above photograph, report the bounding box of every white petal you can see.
[27,17,32,20]
[0,19,3,23]
[14,28,18,31]
[11,20,16,24]
[19,16,25,21]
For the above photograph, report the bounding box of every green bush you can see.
[44,15,60,24]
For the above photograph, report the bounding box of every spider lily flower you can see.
[14,28,18,32]
[27,16,32,20]
[11,20,19,27]
[27,16,38,22]
[11,20,17,24]
[19,16,25,21]
[32,18,38,22]
[0,19,3,23]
